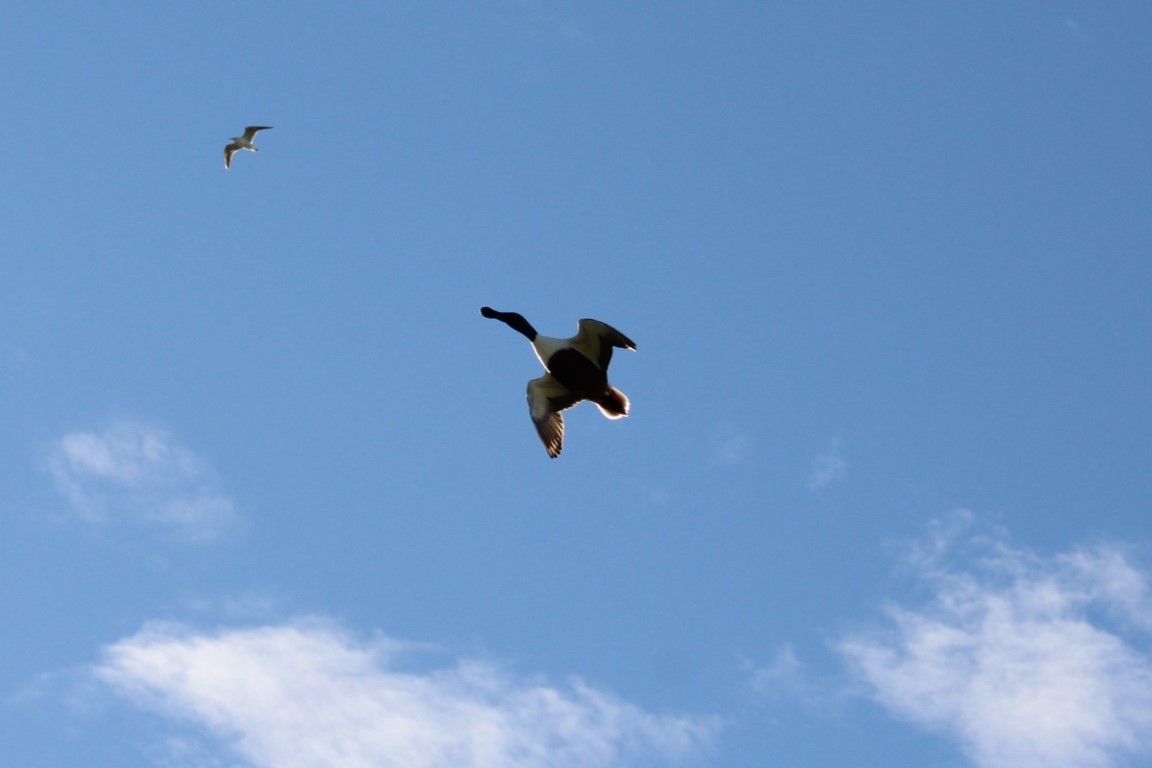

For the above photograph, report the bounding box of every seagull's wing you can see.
[573,319,637,371]
[224,143,239,169]
[243,126,272,140]
[527,374,581,458]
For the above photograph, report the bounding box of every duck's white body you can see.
[481,307,636,458]
[530,335,568,368]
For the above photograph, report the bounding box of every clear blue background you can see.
[2,2,1150,766]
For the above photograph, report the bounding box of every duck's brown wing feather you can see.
[573,319,636,371]
[527,374,581,458]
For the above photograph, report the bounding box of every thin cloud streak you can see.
[746,645,847,719]
[838,514,1152,768]
[750,645,804,697]
[45,420,236,540]
[95,619,717,768]
[807,437,847,490]
[709,431,749,466]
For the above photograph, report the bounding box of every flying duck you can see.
[224,126,273,170]
[480,306,636,458]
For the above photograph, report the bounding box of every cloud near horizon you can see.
[94,619,717,768]
[45,420,236,540]
[838,513,1152,768]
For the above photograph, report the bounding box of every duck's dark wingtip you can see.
[480,306,498,318]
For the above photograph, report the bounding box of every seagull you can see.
[224,126,273,170]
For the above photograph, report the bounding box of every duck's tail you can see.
[594,387,630,419]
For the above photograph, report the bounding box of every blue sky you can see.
[3,2,1152,766]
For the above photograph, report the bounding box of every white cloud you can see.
[839,515,1152,768]
[95,619,717,768]
[807,438,846,490]
[45,420,236,540]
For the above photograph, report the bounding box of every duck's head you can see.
[480,306,537,341]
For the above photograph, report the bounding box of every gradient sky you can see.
[3,3,1152,767]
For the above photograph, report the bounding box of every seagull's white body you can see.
[224,126,272,170]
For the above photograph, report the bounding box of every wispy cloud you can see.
[838,513,1152,768]
[709,431,749,466]
[45,420,236,540]
[749,645,808,703]
[807,437,846,490]
[2,342,32,371]
[746,645,845,719]
[95,619,717,768]
[516,0,594,46]
[750,645,801,689]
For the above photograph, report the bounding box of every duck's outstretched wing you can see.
[574,319,636,371]
[527,374,581,458]
[243,126,273,140]
[224,143,240,169]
